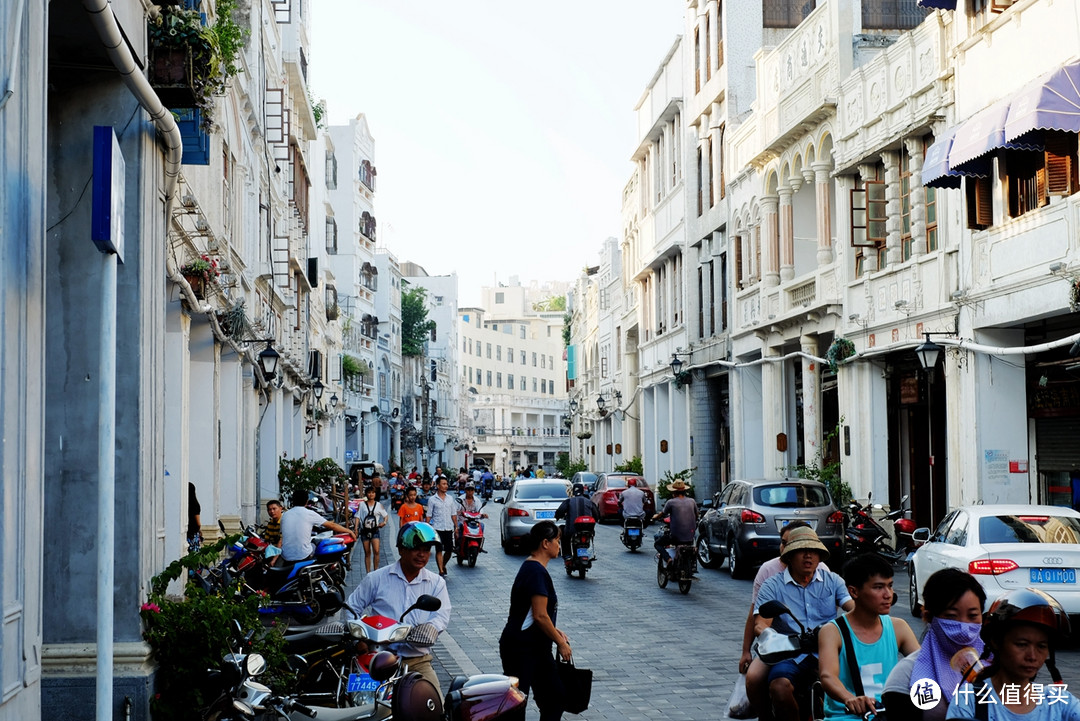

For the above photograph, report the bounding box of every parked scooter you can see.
[654,518,696,594]
[845,493,918,565]
[562,516,597,579]
[227,595,528,721]
[454,499,488,567]
[620,515,645,552]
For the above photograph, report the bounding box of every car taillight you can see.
[507,508,529,517]
[827,511,846,525]
[741,509,765,524]
[969,559,1019,575]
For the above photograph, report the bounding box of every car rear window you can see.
[753,484,830,508]
[605,476,649,490]
[514,483,571,501]
[978,515,1080,544]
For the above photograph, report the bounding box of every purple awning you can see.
[949,99,1011,173]
[922,126,962,189]
[1004,62,1080,142]
[917,0,956,8]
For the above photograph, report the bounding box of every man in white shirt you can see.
[425,476,457,576]
[619,478,647,520]
[346,522,451,695]
[280,489,355,562]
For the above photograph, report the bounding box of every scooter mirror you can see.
[758,600,791,619]
[400,594,442,621]
[245,653,267,676]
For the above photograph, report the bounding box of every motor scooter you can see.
[620,515,644,552]
[562,516,597,579]
[756,600,823,721]
[454,499,488,567]
[225,595,528,721]
[845,493,919,564]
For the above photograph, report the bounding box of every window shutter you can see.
[719,124,726,200]
[867,180,887,243]
[1045,132,1077,196]
[1036,165,1049,208]
[850,187,875,247]
[734,234,743,289]
[967,177,993,229]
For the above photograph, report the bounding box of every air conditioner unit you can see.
[181,194,197,208]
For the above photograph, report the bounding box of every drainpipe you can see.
[79,4,182,721]
[0,0,27,113]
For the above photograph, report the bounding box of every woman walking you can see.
[356,485,388,573]
[499,520,571,721]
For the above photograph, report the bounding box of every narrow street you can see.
[353,502,1080,720]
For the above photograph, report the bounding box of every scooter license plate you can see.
[576,547,590,558]
[347,672,379,693]
[628,528,641,536]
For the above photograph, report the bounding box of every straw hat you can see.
[780,526,829,563]
[666,479,692,493]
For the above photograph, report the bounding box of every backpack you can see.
[361,504,378,532]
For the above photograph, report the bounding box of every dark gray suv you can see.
[696,478,845,578]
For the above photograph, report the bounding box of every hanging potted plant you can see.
[825,337,856,373]
[147,0,246,130]
[180,255,220,300]
[1070,279,1080,313]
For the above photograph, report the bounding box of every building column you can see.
[882,150,903,267]
[711,101,724,202]
[761,343,786,475]
[801,335,821,465]
[778,186,795,281]
[761,195,780,287]
[812,162,833,266]
[904,137,928,257]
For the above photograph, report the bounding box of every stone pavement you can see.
[343,501,1080,720]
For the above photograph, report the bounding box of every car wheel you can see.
[909,564,922,617]
[728,537,748,579]
[697,536,717,569]
[657,564,669,589]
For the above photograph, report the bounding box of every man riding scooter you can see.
[555,486,599,562]
[619,477,647,550]
[752,527,854,721]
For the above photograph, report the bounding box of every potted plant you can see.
[147,0,246,130]
[826,337,856,373]
[180,255,219,299]
[1070,279,1080,313]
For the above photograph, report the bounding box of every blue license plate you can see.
[576,547,590,557]
[347,672,379,693]
[628,528,641,536]
[536,510,555,519]
[1031,568,1076,584]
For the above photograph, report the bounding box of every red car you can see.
[590,473,656,522]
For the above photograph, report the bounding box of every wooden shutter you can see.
[967,177,993,229]
[851,182,886,247]
[734,233,743,290]
[1045,132,1077,196]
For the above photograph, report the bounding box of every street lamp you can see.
[915,333,943,379]
[569,399,578,414]
[596,394,606,411]
[670,352,693,389]
[329,393,339,409]
[312,380,324,400]
[258,342,280,378]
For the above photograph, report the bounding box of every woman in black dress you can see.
[499,520,572,721]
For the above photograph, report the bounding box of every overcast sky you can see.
[310,1,685,306]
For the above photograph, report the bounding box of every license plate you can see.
[1031,568,1077,584]
[347,672,379,693]
[536,510,555,519]
[576,547,590,557]
[628,528,641,536]
[776,519,817,532]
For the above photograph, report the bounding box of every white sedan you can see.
[908,504,1080,616]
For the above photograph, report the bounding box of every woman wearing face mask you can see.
[946,587,1079,720]
[882,568,987,721]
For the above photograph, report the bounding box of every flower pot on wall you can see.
[149,47,198,108]
[183,274,206,300]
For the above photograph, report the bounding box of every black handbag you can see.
[556,656,593,714]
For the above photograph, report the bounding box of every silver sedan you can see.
[498,480,572,552]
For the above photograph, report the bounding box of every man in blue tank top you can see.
[818,553,921,720]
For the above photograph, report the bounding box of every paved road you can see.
[349,501,1080,720]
